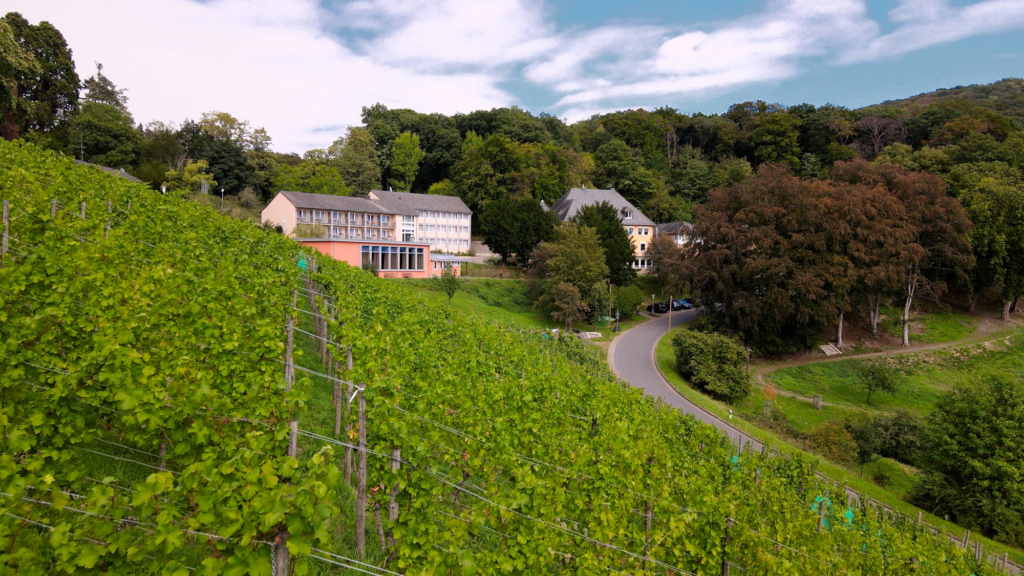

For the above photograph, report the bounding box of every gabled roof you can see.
[548,188,655,227]
[656,221,694,236]
[75,160,145,184]
[366,190,471,214]
[278,190,418,216]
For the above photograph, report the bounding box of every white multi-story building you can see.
[261,189,472,252]
[366,190,473,253]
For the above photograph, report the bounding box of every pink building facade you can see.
[300,239,461,279]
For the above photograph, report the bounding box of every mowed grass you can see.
[878,307,978,344]
[769,331,1024,424]
[403,278,560,330]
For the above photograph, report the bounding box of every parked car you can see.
[646,302,669,314]
[671,299,693,311]
[682,297,701,308]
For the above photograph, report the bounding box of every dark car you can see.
[671,299,693,311]
[682,297,701,308]
[646,302,669,314]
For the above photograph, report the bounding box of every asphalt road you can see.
[608,309,762,450]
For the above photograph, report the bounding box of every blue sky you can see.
[8,0,1024,152]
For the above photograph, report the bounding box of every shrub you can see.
[613,285,643,317]
[672,330,750,400]
[806,421,857,466]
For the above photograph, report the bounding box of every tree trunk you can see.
[1011,296,1019,314]
[869,293,882,335]
[836,312,845,348]
[969,294,978,313]
[1002,299,1013,321]
[902,292,913,347]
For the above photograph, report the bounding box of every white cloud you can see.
[6,0,1024,152]
[6,0,516,152]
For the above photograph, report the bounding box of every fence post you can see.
[344,346,353,485]
[388,447,400,550]
[721,517,733,576]
[274,291,298,576]
[817,498,826,533]
[356,387,367,560]
[963,529,970,549]
[763,400,771,416]
[50,199,57,218]
[2,200,8,269]
[105,201,112,236]
[80,201,86,220]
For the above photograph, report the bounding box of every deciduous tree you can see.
[390,131,425,192]
[570,201,636,286]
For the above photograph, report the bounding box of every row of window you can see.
[330,227,391,241]
[632,258,652,269]
[425,238,470,249]
[297,209,393,227]
[361,246,426,271]
[418,224,470,234]
[627,226,651,236]
[418,211,469,221]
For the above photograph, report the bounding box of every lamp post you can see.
[220,188,225,209]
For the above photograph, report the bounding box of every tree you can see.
[686,164,852,354]
[613,285,643,318]
[912,378,1024,547]
[856,362,901,406]
[204,138,255,195]
[806,421,858,466]
[69,64,138,167]
[81,63,128,113]
[0,18,39,140]
[163,160,216,196]
[832,160,973,346]
[434,267,460,305]
[752,112,801,170]
[549,282,588,330]
[529,222,608,312]
[948,162,1024,318]
[671,330,750,400]
[594,139,659,207]
[570,201,636,286]
[845,417,882,476]
[390,131,424,192]
[479,197,556,265]
[333,126,381,193]
[1,12,78,141]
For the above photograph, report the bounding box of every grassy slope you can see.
[654,327,1024,565]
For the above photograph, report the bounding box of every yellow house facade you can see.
[547,187,657,270]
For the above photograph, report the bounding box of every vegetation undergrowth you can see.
[0,141,1002,574]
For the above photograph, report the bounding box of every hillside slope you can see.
[864,77,1024,125]
[0,140,996,574]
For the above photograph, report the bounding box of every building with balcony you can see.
[365,190,472,253]
[547,187,657,270]
[262,190,415,242]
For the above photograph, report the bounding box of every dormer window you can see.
[621,208,633,219]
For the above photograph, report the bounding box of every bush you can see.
[613,285,643,317]
[672,330,750,400]
[806,421,857,466]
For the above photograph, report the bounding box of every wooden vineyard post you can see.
[388,447,400,550]
[50,199,57,218]
[818,499,826,533]
[274,291,299,576]
[344,346,354,485]
[80,201,86,219]
[105,201,112,236]
[2,200,8,269]
[721,517,733,576]
[356,387,367,560]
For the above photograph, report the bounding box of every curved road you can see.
[609,312,763,451]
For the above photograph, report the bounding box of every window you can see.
[418,224,424,232]
[313,210,326,223]
[382,215,390,224]
[640,243,646,252]
[622,209,633,219]
[295,209,309,223]
[628,227,634,235]
[462,239,469,247]
[332,211,344,224]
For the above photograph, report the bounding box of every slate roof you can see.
[279,190,418,216]
[656,221,694,236]
[75,160,145,184]
[548,187,655,227]
[367,190,471,214]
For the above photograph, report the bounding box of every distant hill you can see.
[863,78,1024,126]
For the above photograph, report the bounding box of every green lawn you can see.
[403,278,559,330]
[653,326,1024,565]
[769,332,1024,427]
[878,307,978,344]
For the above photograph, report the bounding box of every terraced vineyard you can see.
[0,141,999,574]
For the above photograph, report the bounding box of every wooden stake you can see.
[356,388,367,560]
[50,199,57,218]
[275,293,298,576]
[817,499,826,533]
[80,201,86,219]
[158,442,166,471]
[105,201,112,236]
[721,517,733,576]
[388,447,400,549]
[374,501,386,555]
[1,200,8,269]
[344,346,353,485]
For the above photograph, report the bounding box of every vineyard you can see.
[0,140,1001,574]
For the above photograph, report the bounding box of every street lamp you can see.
[220,188,225,209]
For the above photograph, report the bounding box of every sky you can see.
[8,0,1024,153]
